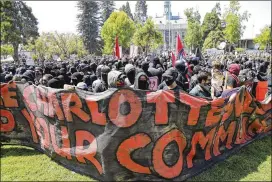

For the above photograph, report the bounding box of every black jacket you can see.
[189,84,211,98]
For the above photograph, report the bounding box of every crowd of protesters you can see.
[0,51,271,100]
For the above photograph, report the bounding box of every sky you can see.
[25,1,271,39]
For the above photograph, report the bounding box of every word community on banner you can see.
[1,82,271,181]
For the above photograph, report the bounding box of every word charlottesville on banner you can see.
[0,82,271,181]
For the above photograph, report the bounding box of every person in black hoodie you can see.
[141,61,152,77]
[175,59,190,92]
[124,64,136,86]
[71,72,84,86]
[151,57,164,70]
[101,65,111,89]
[133,72,149,90]
[21,70,35,84]
[189,65,201,91]
[257,61,269,81]
[161,68,183,92]
[59,68,70,84]
[48,78,63,89]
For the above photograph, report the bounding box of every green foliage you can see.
[184,8,201,24]
[77,1,100,54]
[201,3,224,50]
[235,47,245,53]
[31,54,38,61]
[101,11,135,54]
[133,18,163,54]
[201,3,222,41]
[202,30,225,50]
[223,0,250,44]
[100,1,115,23]
[134,1,147,23]
[24,32,88,60]
[184,8,202,51]
[212,2,221,17]
[0,44,14,58]
[0,1,39,63]
[254,25,271,50]
[119,2,133,20]
[224,13,240,44]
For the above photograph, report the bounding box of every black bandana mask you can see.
[165,79,175,86]
[138,80,149,90]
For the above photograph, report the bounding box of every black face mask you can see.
[165,79,174,86]
[101,73,108,83]
[127,70,135,84]
[138,80,149,90]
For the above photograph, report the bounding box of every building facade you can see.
[237,39,255,49]
[154,1,187,52]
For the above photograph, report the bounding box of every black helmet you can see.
[175,59,187,72]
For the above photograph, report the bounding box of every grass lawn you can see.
[1,136,271,181]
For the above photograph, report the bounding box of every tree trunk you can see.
[12,43,19,65]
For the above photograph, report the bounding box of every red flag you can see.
[176,34,185,59]
[175,34,191,74]
[115,36,120,59]
[171,51,176,66]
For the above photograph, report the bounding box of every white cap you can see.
[76,82,87,90]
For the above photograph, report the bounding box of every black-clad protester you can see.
[175,59,190,92]
[133,72,149,90]
[161,67,183,92]
[124,64,136,86]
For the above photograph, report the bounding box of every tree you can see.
[24,32,88,60]
[201,3,224,50]
[184,8,202,51]
[100,1,115,23]
[101,11,135,54]
[1,44,14,59]
[223,1,250,44]
[119,2,133,20]
[24,33,52,60]
[254,25,272,50]
[212,2,221,17]
[184,8,201,24]
[201,3,222,41]
[134,1,147,23]
[77,1,100,54]
[1,1,39,64]
[202,30,225,50]
[133,18,163,54]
